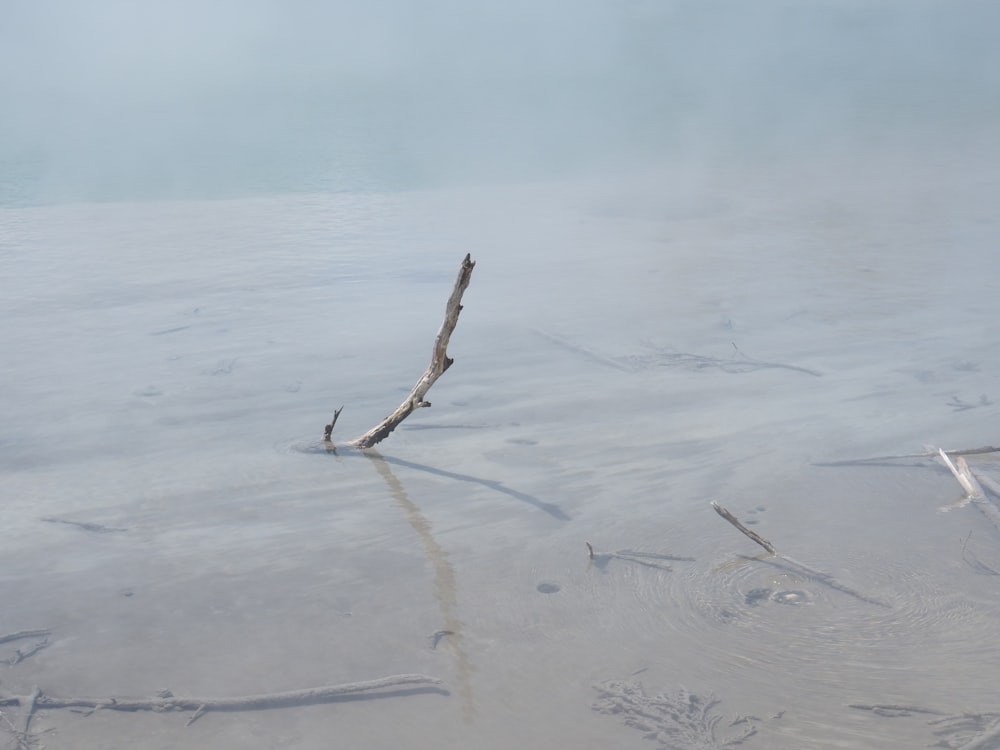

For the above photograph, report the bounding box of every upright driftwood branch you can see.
[332,254,476,450]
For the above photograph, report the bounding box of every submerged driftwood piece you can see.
[711,502,889,607]
[328,254,476,450]
[930,712,1000,750]
[533,330,821,377]
[0,674,444,723]
[0,631,50,646]
[0,629,51,668]
[585,542,695,572]
[849,702,946,718]
[711,502,775,554]
[815,445,1000,468]
[41,517,127,533]
[635,340,822,377]
[852,703,1000,749]
[938,450,1000,537]
[593,680,757,749]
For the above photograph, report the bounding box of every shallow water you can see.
[2,158,1000,749]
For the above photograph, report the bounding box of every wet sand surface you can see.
[2,157,1000,748]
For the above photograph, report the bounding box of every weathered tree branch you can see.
[938,449,1000,537]
[329,254,476,450]
[711,502,775,554]
[814,445,1000,468]
[0,674,444,721]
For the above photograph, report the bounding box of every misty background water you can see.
[3,2,1000,749]
[3,0,999,206]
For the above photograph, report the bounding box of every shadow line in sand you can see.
[364,450,475,722]
[375,454,571,521]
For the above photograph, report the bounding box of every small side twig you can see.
[323,406,344,441]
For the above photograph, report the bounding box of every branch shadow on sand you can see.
[371,454,571,522]
[363,449,476,721]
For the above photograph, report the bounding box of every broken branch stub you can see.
[340,253,476,450]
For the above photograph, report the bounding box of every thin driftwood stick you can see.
[0,674,444,719]
[711,502,775,554]
[712,502,889,607]
[41,517,127,533]
[0,630,50,646]
[323,406,344,441]
[816,445,1000,467]
[848,702,946,717]
[938,449,977,496]
[335,254,476,450]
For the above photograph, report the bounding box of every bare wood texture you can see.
[939,450,1000,537]
[0,674,444,717]
[343,254,476,449]
[938,449,978,496]
[711,502,775,554]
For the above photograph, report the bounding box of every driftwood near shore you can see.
[851,702,1000,749]
[585,541,695,571]
[937,449,1000,537]
[711,502,889,607]
[0,630,51,668]
[0,674,446,736]
[818,442,1000,549]
[325,254,476,450]
[814,445,1000,468]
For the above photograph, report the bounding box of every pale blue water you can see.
[3,1,998,210]
[0,119,421,208]
[4,3,1000,748]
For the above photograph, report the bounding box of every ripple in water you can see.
[611,545,996,677]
